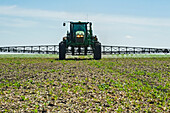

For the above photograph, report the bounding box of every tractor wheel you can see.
[84,47,87,55]
[94,42,101,60]
[59,42,66,60]
[78,47,81,55]
[71,46,74,55]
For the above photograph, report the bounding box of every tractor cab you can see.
[70,22,87,43]
[63,22,90,45]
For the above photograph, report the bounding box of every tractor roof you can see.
[70,21,89,24]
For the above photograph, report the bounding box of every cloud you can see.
[0,5,170,27]
[0,30,14,34]
[0,17,38,27]
[125,35,134,39]
[0,5,86,20]
[0,5,17,10]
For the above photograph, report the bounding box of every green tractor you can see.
[59,21,101,60]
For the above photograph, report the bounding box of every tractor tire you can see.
[84,47,87,55]
[72,46,74,55]
[94,42,101,60]
[59,42,66,60]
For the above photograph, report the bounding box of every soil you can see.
[0,58,169,112]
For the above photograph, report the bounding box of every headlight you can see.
[63,37,67,41]
[77,35,80,38]
[80,35,84,37]
[77,35,84,38]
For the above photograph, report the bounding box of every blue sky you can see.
[0,0,170,48]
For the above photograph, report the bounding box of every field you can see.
[0,54,170,112]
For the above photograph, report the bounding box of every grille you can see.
[76,37,84,43]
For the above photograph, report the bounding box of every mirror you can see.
[63,23,66,26]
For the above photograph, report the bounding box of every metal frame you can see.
[0,45,169,54]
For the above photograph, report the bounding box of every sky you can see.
[0,0,170,48]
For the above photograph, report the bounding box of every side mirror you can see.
[63,23,66,26]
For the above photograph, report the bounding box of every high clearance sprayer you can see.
[59,21,101,60]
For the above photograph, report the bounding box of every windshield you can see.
[73,24,86,37]
[73,24,86,31]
